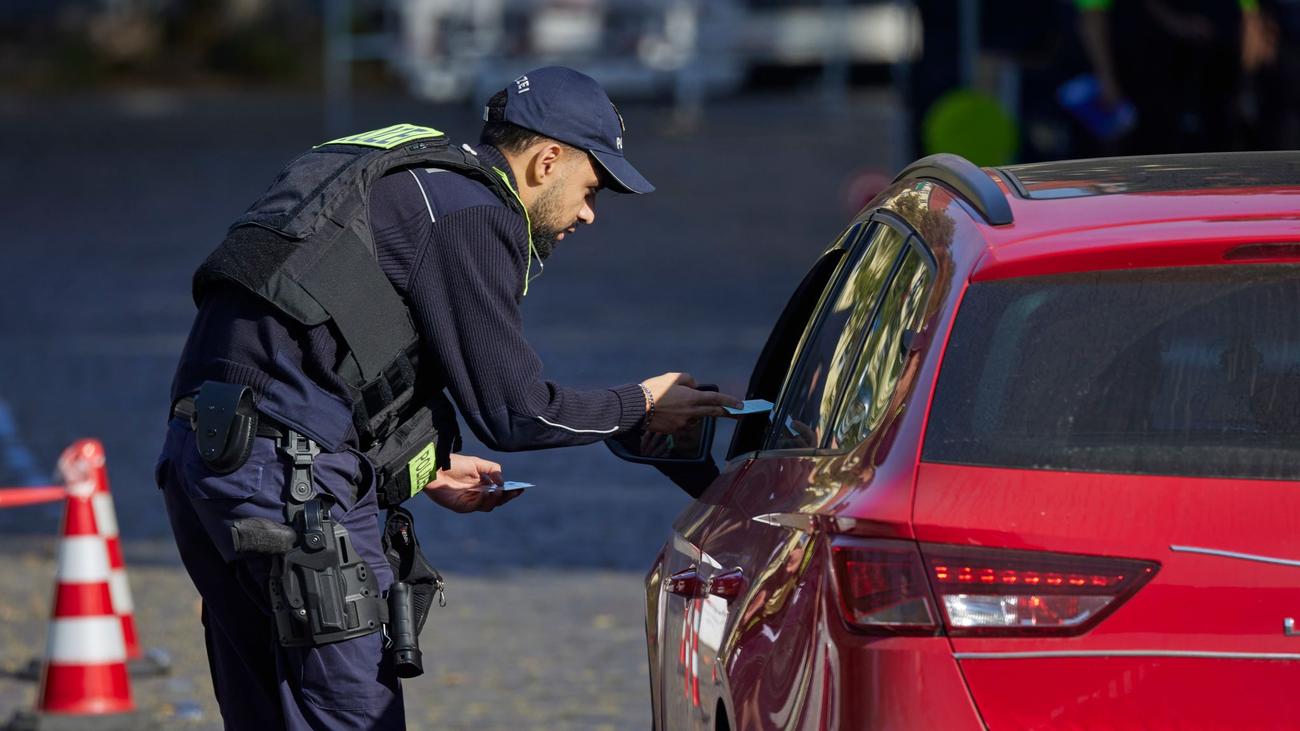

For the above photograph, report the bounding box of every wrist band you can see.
[638,382,656,429]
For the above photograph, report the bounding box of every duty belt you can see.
[172,395,287,439]
[172,392,362,508]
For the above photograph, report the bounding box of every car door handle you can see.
[707,568,747,601]
[667,567,703,597]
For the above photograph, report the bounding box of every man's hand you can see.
[640,372,743,434]
[422,454,519,513]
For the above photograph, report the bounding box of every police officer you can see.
[156,66,741,729]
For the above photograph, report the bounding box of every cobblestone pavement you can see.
[0,87,900,728]
[0,537,656,730]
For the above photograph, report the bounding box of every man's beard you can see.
[527,180,568,261]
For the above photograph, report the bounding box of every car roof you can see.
[997,151,1300,200]
[895,152,1300,281]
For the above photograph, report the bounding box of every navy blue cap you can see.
[485,66,654,195]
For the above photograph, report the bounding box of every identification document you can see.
[722,399,774,416]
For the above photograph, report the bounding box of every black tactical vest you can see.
[193,124,526,506]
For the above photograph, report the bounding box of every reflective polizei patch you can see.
[405,442,439,498]
[57,536,111,583]
[47,616,126,663]
[320,124,444,150]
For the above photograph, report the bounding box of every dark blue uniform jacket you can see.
[170,144,645,454]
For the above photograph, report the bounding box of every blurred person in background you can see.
[982,1,1086,161]
[156,66,739,729]
[906,1,1082,164]
[1075,0,1274,153]
[906,0,963,161]
[1245,0,1297,148]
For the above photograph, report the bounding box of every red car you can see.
[629,152,1300,729]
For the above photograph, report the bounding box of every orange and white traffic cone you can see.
[5,444,145,730]
[72,440,168,677]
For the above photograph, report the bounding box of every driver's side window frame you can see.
[761,214,925,457]
[723,223,865,461]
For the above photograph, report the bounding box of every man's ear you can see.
[526,142,568,186]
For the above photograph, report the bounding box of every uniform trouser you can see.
[155,418,405,730]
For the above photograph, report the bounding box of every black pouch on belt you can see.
[366,404,458,508]
[193,381,259,474]
[382,506,444,636]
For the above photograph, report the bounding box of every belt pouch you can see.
[366,405,450,508]
[382,507,444,637]
[193,381,259,474]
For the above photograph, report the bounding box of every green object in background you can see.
[922,89,1018,167]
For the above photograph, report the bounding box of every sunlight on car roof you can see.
[1001,151,1300,200]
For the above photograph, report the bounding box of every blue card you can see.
[722,399,774,416]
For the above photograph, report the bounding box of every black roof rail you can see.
[892,153,1014,226]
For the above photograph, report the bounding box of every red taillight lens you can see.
[830,538,939,634]
[829,539,1159,637]
[921,544,1159,636]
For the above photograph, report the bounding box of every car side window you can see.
[827,245,935,451]
[726,227,859,459]
[766,223,908,451]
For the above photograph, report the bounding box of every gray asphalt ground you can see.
[0,86,900,728]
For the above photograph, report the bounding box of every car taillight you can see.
[830,538,939,634]
[921,544,1158,636]
[830,538,1158,637]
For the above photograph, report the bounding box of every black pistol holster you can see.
[220,410,387,649]
[268,498,387,646]
[269,430,386,647]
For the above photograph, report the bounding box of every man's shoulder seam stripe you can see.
[408,169,436,224]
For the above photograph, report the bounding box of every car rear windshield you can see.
[923,264,1300,480]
